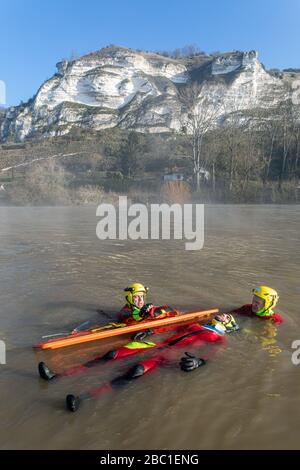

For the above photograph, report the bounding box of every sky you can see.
[0,0,299,107]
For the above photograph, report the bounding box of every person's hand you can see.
[179,352,206,372]
[140,304,154,319]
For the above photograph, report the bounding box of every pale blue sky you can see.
[0,0,299,106]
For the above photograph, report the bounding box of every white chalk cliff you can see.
[0,46,297,141]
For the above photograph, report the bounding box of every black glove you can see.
[132,329,154,341]
[139,304,154,319]
[179,352,206,372]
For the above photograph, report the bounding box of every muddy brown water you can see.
[0,205,299,449]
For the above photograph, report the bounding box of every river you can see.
[0,205,299,449]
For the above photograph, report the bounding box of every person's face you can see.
[252,295,265,313]
[132,293,145,309]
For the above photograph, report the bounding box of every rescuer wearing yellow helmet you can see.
[117,282,173,325]
[230,285,282,324]
[124,283,149,310]
[117,282,152,322]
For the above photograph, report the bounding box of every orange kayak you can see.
[34,308,218,350]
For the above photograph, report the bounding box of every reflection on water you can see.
[259,322,283,357]
[0,205,299,449]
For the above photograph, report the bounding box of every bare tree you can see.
[219,89,263,193]
[235,124,263,194]
[254,108,280,186]
[277,98,298,189]
[287,107,300,178]
[292,122,300,176]
[221,109,250,192]
[179,81,221,190]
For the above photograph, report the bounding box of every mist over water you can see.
[0,205,299,449]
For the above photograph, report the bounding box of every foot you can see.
[101,349,118,361]
[38,361,56,380]
[125,363,145,379]
[66,394,80,412]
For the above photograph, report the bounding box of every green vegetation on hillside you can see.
[1,100,299,205]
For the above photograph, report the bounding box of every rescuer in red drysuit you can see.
[38,312,237,382]
[116,282,179,338]
[65,313,239,411]
[230,285,283,325]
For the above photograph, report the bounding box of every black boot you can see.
[125,363,145,379]
[38,361,56,380]
[101,349,118,361]
[66,394,80,412]
[110,364,145,390]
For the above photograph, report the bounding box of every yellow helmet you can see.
[213,314,239,333]
[214,313,238,331]
[252,285,279,315]
[124,283,149,308]
[210,319,227,334]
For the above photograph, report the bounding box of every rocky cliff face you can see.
[0,46,297,142]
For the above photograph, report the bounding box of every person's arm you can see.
[140,305,175,320]
[119,304,153,324]
[117,306,138,323]
[230,304,252,316]
[132,305,175,340]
